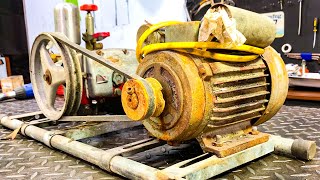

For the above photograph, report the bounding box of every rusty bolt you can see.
[198,65,206,76]
[213,135,223,147]
[198,63,213,81]
[43,70,52,85]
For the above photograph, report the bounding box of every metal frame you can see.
[0,113,316,180]
[5,112,141,141]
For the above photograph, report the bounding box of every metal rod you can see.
[313,32,317,48]
[63,121,141,140]
[110,156,165,179]
[8,111,43,120]
[270,135,316,160]
[59,115,133,122]
[161,141,274,179]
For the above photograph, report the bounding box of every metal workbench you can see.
[0,99,319,179]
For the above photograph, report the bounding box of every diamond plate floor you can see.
[0,99,319,180]
[0,99,122,180]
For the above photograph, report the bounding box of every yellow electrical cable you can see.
[142,42,264,54]
[136,21,182,61]
[141,42,264,62]
[136,21,265,63]
[173,49,260,62]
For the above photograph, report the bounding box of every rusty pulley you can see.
[121,78,165,121]
[122,51,208,141]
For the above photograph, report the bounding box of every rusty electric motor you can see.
[121,4,288,157]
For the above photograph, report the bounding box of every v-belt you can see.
[40,32,140,80]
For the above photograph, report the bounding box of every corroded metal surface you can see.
[135,50,277,155]
[136,51,207,142]
[121,78,165,121]
[83,49,138,98]
[254,46,289,125]
[161,140,275,179]
[0,99,319,179]
[63,121,141,140]
[208,58,268,127]
[201,132,270,158]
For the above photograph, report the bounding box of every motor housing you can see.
[124,46,287,140]
[121,5,288,156]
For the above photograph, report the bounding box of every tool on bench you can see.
[279,0,283,10]
[0,83,34,101]
[286,52,320,62]
[298,0,303,35]
[313,17,318,48]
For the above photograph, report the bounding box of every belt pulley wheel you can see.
[30,33,82,120]
[135,51,206,141]
[121,78,165,121]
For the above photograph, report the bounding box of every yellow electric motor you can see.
[121,4,288,157]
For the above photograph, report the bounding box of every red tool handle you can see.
[93,32,110,41]
[80,4,98,11]
[93,32,110,38]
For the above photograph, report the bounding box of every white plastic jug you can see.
[0,55,8,80]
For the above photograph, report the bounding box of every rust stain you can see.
[136,51,205,142]
[106,56,120,63]
[155,171,171,180]
[254,46,288,125]
[201,132,270,158]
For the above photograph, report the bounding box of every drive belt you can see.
[45,32,141,80]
